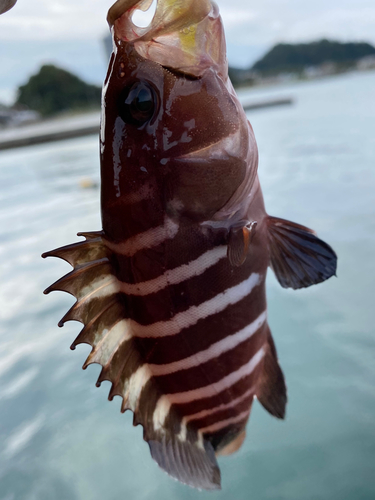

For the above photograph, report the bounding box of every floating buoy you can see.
[79,177,98,189]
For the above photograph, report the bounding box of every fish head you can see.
[101,0,258,236]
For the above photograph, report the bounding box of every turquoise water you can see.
[0,70,374,499]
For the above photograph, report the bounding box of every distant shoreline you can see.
[1,68,374,152]
[231,65,375,90]
[0,110,100,151]
[229,39,375,87]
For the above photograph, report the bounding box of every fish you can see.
[0,0,17,15]
[42,0,337,490]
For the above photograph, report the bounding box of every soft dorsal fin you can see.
[227,220,257,267]
[149,435,221,490]
[267,216,337,289]
[256,326,287,419]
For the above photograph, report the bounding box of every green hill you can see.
[252,39,375,74]
[16,64,101,117]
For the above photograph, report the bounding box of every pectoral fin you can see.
[227,220,257,267]
[267,216,337,289]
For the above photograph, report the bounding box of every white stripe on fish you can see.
[103,216,179,257]
[183,385,255,424]
[147,310,266,375]
[153,347,265,430]
[199,408,251,435]
[117,245,227,296]
[129,272,262,338]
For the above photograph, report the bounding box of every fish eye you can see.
[119,81,157,126]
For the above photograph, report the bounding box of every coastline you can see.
[1,68,373,152]
[0,96,294,151]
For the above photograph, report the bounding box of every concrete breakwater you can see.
[0,97,293,151]
[0,111,100,151]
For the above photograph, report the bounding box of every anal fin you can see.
[267,216,337,289]
[256,325,287,419]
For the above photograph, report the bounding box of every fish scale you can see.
[43,0,337,490]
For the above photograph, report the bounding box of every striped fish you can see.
[43,0,337,491]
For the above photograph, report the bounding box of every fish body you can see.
[43,0,337,490]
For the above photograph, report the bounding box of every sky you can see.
[0,0,374,103]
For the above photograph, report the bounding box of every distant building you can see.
[0,108,40,128]
[104,34,112,59]
[357,55,375,70]
[303,62,339,79]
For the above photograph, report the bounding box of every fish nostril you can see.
[131,0,157,29]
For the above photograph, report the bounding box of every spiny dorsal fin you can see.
[256,325,287,419]
[42,231,105,267]
[43,233,222,490]
[227,220,257,267]
[267,216,337,289]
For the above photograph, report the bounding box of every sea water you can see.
[0,70,374,500]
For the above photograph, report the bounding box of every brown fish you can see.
[43,0,337,490]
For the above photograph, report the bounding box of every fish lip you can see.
[107,0,227,79]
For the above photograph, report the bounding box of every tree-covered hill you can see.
[252,39,375,74]
[16,64,101,117]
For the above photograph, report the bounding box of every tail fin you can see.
[267,216,337,289]
[256,325,287,419]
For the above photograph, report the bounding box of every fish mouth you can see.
[107,0,227,78]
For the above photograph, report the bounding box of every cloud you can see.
[0,0,109,40]
[216,0,375,47]
[0,0,374,100]
[219,6,257,28]
[0,0,374,46]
